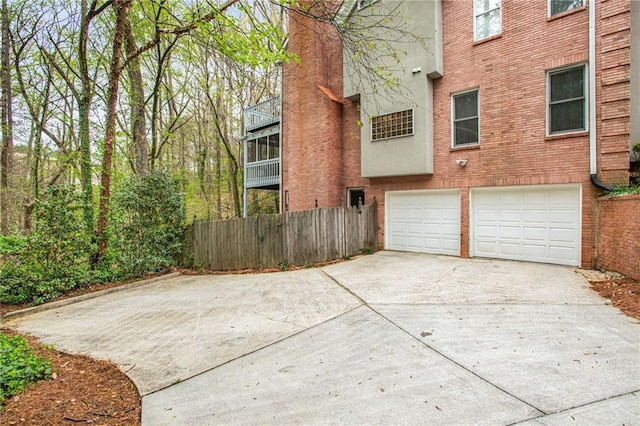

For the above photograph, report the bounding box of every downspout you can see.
[589,0,613,192]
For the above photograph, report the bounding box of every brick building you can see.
[244,0,638,269]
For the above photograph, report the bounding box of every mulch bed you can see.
[0,330,140,425]
[590,277,640,321]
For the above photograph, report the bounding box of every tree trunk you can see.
[1,0,13,234]
[79,0,95,236]
[95,0,131,263]
[124,14,149,175]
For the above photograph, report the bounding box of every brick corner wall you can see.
[595,194,640,279]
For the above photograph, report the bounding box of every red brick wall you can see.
[599,0,632,185]
[282,3,346,211]
[282,0,632,268]
[595,194,640,279]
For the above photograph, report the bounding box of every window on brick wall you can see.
[547,65,586,135]
[549,0,584,16]
[452,89,479,147]
[474,0,501,40]
[357,0,378,10]
[371,109,414,141]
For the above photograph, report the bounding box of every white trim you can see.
[546,64,588,137]
[473,0,502,41]
[451,88,480,148]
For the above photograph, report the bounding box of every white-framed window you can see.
[549,0,584,17]
[547,65,587,135]
[452,89,479,147]
[474,0,501,41]
[371,109,414,141]
[358,0,378,10]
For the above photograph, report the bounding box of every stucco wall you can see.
[595,194,640,280]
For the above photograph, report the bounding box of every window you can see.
[348,188,365,208]
[548,65,586,135]
[549,0,584,16]
[474,0,501,40]
[371,109,414,141]
[246,133,279,163]
[452,90,479,147]
[357,0,378,10]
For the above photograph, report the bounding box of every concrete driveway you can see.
[4,251,640,425]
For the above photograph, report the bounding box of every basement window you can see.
[371,109,414,141]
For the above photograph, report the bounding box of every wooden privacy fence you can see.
[187,204,377,270]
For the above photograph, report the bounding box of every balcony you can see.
[245,96,280,133]
[245,158,280,189]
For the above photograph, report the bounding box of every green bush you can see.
[0,235,26,257]
[0,173,186,306]
[109,170,186,278]
[0,333,52,405]
[0,186,95,305]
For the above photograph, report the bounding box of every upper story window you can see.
[358,0,378,10]
[371,109,414,141]
[547,65,587,135]
[474,0,501,41]
[549,0,584,16]
[452,89,479,147]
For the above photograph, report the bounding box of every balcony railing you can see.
[245,96,280,133]
[245,158,280,188]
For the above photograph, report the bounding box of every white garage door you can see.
[471,185,581,266]
[386,190,460,255]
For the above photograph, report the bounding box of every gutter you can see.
[589,0,613,192]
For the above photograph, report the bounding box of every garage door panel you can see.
[523,227,547,241]
[550,246,576,261]
[499,209,522,221]
[550,189,579,204]
[523,209,547,222]
[387,191,460,255]
[441,223,459,235]
[499,242,522,255]
[549,209,576,223]
[549,228,575,242]
[477,225,498,238]
[472,186,581,266]
[522,244,548,258]
[442,239,460,251]
[499,192,521,204]
[499,226,522,239]
[476,209,498,221]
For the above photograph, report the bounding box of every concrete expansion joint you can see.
[319,268,368,307]
[368,305,547,418]
[508,390,640,425]
[141,304,365,398]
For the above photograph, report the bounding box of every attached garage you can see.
[470,185,581,266]
[386,190,460,255]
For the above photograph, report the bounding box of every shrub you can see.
[0,186,94,305]
[0,333,52,405]
[109,170,186,278]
